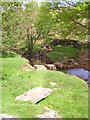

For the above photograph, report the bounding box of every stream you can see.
[66,68,90,83]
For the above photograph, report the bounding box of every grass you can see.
[2,51,21,58]
[47,45,79,62]
[1,57,88,118]
[32,45,41,53]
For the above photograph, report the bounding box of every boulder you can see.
[34,65,47,70]
[36,106,63,118]
[67,64,75,69]
[54,62,63,69]
[21,64,34,70]
[15,87,53,104]
[45,64,57,70]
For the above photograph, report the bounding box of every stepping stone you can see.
[15,87,53,104]
[34,65,47,70]
[50,82,56,86]
[45,64,56,70]
[36,106,63,118]
[0,114,17,119]
[21,64,34,70]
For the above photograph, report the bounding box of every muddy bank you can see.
[27,50,89,71]
[77,50,90,70]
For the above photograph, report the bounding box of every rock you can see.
[67,64,75,69]
[54,59,79,70]
[40,46,53,53]
[34,65,47,70]
[29,65,35,69]
[45,64,56,70]
[21,64,34,70]
[36,106,63,118]
[50,82,56,86]
[0,114,17,119]
[54,62,64,69]
[15,87,53,104]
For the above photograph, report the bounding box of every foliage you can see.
[50,2,88,40]
[2,57,88,118]
[2,51,21,58]
[2,1,89,56]
[2,2,54,57]
[2,2,22,52]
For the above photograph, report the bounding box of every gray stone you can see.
[54,59,79,69]
[21,64,34,70]
[45,64,56,70]
[15,87,53,104]
[50,82,56,86]
[34,65,47,70]
[54,62,63,69]
[36,106,63,118]
[0,114,17,119]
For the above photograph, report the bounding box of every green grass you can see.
[32,45,41,53]
[47,45,79,62]
[1,57,88,118]
[2,51,21,58]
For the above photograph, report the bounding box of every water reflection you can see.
[66,68,90,83]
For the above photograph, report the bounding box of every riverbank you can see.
[2,57,88,118]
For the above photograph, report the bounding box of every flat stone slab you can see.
[36,106,63,118]
[15,87,53,104]
[0,114,17,119]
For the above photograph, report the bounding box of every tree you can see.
[2,1,89,58]
[49,1,89,41]
[17,2,53,58]
[2,2,53,58]
[2,2,22,53]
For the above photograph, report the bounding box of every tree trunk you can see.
[27,28,34,59]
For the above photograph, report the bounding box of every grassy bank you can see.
[47,45,79,62]
[1,57,88,118]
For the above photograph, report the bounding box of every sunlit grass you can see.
[1,57,88,118]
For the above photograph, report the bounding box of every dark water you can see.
[66,68,90,83]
